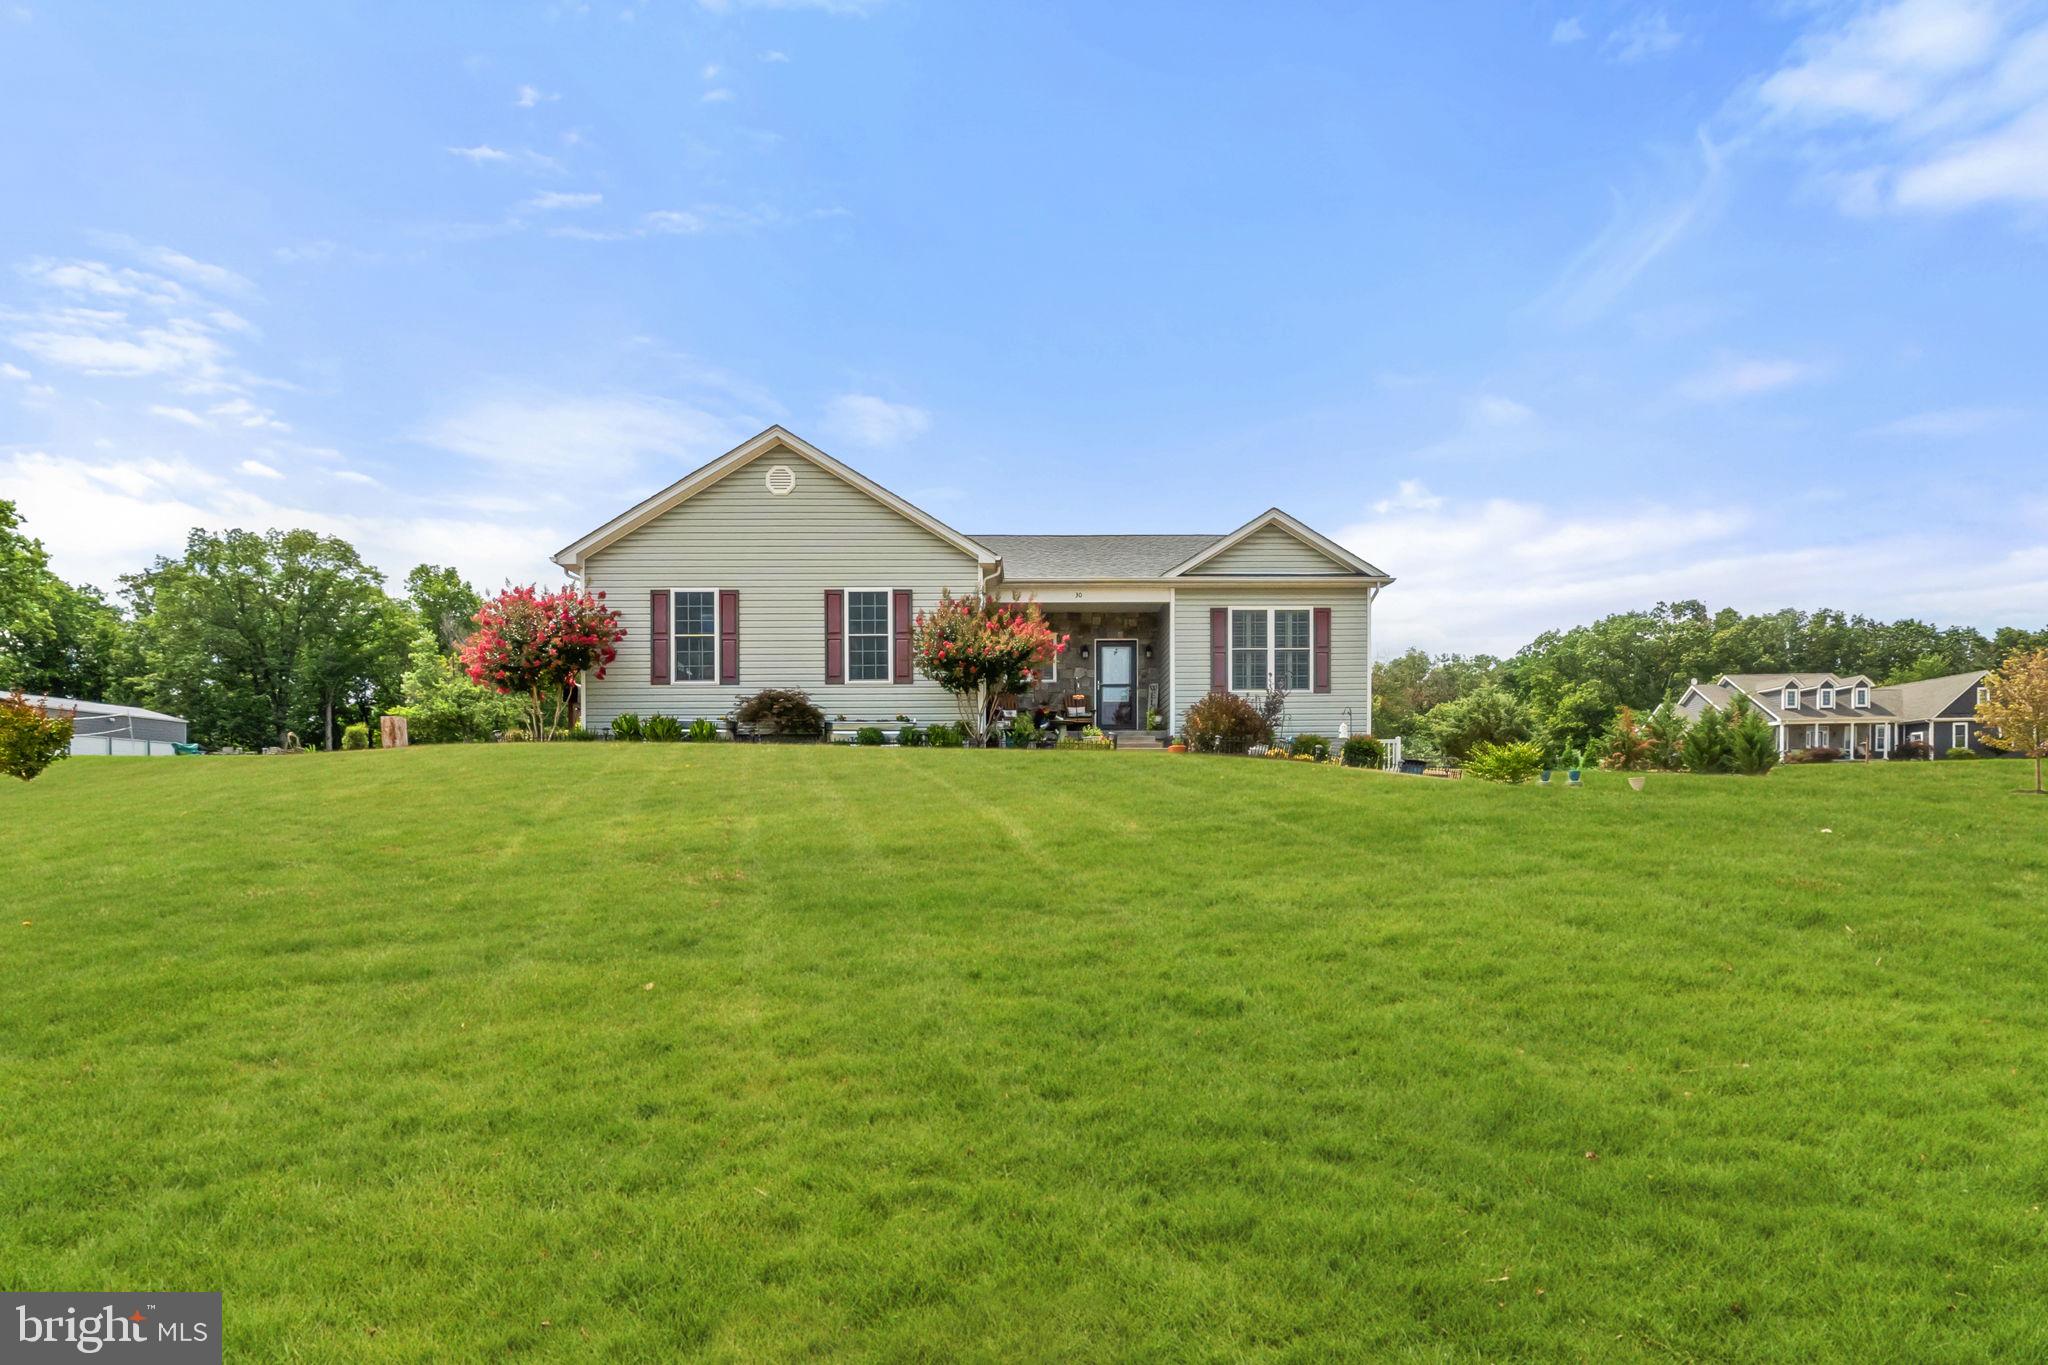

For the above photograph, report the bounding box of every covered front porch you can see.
[1783,719,1900,759]
[1013,602,1172,732]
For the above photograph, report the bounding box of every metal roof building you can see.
[27,695,190,753]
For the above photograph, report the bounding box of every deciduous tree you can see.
[460,585,623,740]
[1977,649,2048,794]
[909,592,1064,745]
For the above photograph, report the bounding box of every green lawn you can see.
[4,747,2046,1361]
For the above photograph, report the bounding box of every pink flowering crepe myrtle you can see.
[909,590,1066,743]
[460,585,625,740]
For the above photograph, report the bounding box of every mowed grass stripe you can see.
[4,746,2046,1359]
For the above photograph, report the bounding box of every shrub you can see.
[1008,713,1037,748]
[1894,739,1932,760]
[1729,699,1778,776]
[644,714,684,742]
[559,725,599,741]
[1,691,74,781]
[1803,746,1842,763]
[1602,706,1652,770]
[1645,701,1689,771]
[1288,733,1331,761]
[687,717,718,742]
[1466,740,1545,784]
[396,630,528,743]
[896,724,924,748]
[1421,684,1534,760]
[734,688,825,737]
[1944,746,1975,760]
[925,722,964,748]
[341,722,371,750]
[1181,690,1272,755]
[1341,736,1385,768]
[1056,733,1115,751]
[1682,705,1734,774]
[854,725,887,746]
[610,712,643,741]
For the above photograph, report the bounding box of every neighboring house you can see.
[553,426,1392,739]
[26,694,190,756]
[1677,670,1996,759]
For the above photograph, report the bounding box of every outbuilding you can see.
[28,695,191,756]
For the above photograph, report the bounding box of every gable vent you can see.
[764,464,797,496]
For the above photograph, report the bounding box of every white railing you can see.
[1382,736,1403,770]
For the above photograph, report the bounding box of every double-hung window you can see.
[1230,608,1313,692]
[1784,688,1800,710]
[1855,686,1869,708]
[846,590,891,682]
[1230,610,1268,690]
[1273,610,1311,690]
[1952,721,1969,749]
[1818,687,1834,708]
[672,590,716,683]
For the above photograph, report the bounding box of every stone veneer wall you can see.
[1022,609,1170,727]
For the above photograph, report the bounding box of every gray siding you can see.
[1186,524,1346,575]
[1168,583,1373,740]
[581,450,982,731]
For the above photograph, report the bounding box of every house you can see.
[552,426,1392,740]
[1676,670,1996,759]
[27,694,190,756]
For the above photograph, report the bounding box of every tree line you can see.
[1374,599,2048,761]
[1,499,497,750]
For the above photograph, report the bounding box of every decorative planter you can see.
[1539,769,1552,785]
[1567,769,1582,787]
[1167,743,1187,753]
[1628,775,1646,792]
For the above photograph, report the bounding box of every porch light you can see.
[1079,644,1090,660]
[1143,645,1153,660]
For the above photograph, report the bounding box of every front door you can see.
[1096,641,1136,729]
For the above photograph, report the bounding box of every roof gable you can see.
[553,426,999,571]
[1164,509,1387,579]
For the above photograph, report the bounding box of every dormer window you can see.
[1784,687,1800,709]
[1977,685,1988,706]
[1818,686,1834,708]
[1855,686,1870,708]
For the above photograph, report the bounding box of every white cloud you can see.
[1753,0,2048,215]
[525,190,603,210]
[446,144,562,172]
[760,49,790,62]
[208,397,290,431]
[1606,10,1683,63]
[1342,483,2048,656]
[333,469,380,486]
[1373,479,1444,514]
[701,88,734,103]
[1868,405,2019,437]
[1535,132,1724,325]
[1470,394,1534,427]
[448,144,513,164]
[239,458,284,479]
[0,361,29,381]
[1551,17,1585,45]
[701,62,722,80]
[820,393,930,448]
[414,391,752,479]
[148,404,210,429]
[10,322,226,379]
[1676,355,1823,402]
[3,448,567,593]
[514,84,558,108]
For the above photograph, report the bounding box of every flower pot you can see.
[1539,769,1552,784]
[1628,775,1646,792]
[1167,743,1187,753]
[1567,769,1582,786]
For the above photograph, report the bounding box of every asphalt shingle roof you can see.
[973,533,1224,580]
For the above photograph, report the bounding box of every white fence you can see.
[1381,735,1403,770]
[68,736,182,757]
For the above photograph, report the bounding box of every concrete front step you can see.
[1115,731,1175,749]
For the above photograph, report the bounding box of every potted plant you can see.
[1565,746,1584,786]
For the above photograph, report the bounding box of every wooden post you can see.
[380,714,410,749]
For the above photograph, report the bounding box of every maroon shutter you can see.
[1210,608,1229,692]
[1313,607,1332,694]
[892,590,912,683]
[824,589,844,684]
[718,590,739,685]
[649,591,671,685]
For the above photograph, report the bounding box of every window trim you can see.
[842,587,893,684]
[1854,685,1870,709]
[1227,606,1316,694]
[1784,687,1800,710]
[1818,686,1834,708]
[664,588,721,686]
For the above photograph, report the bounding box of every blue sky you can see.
[2,1,2044,654]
